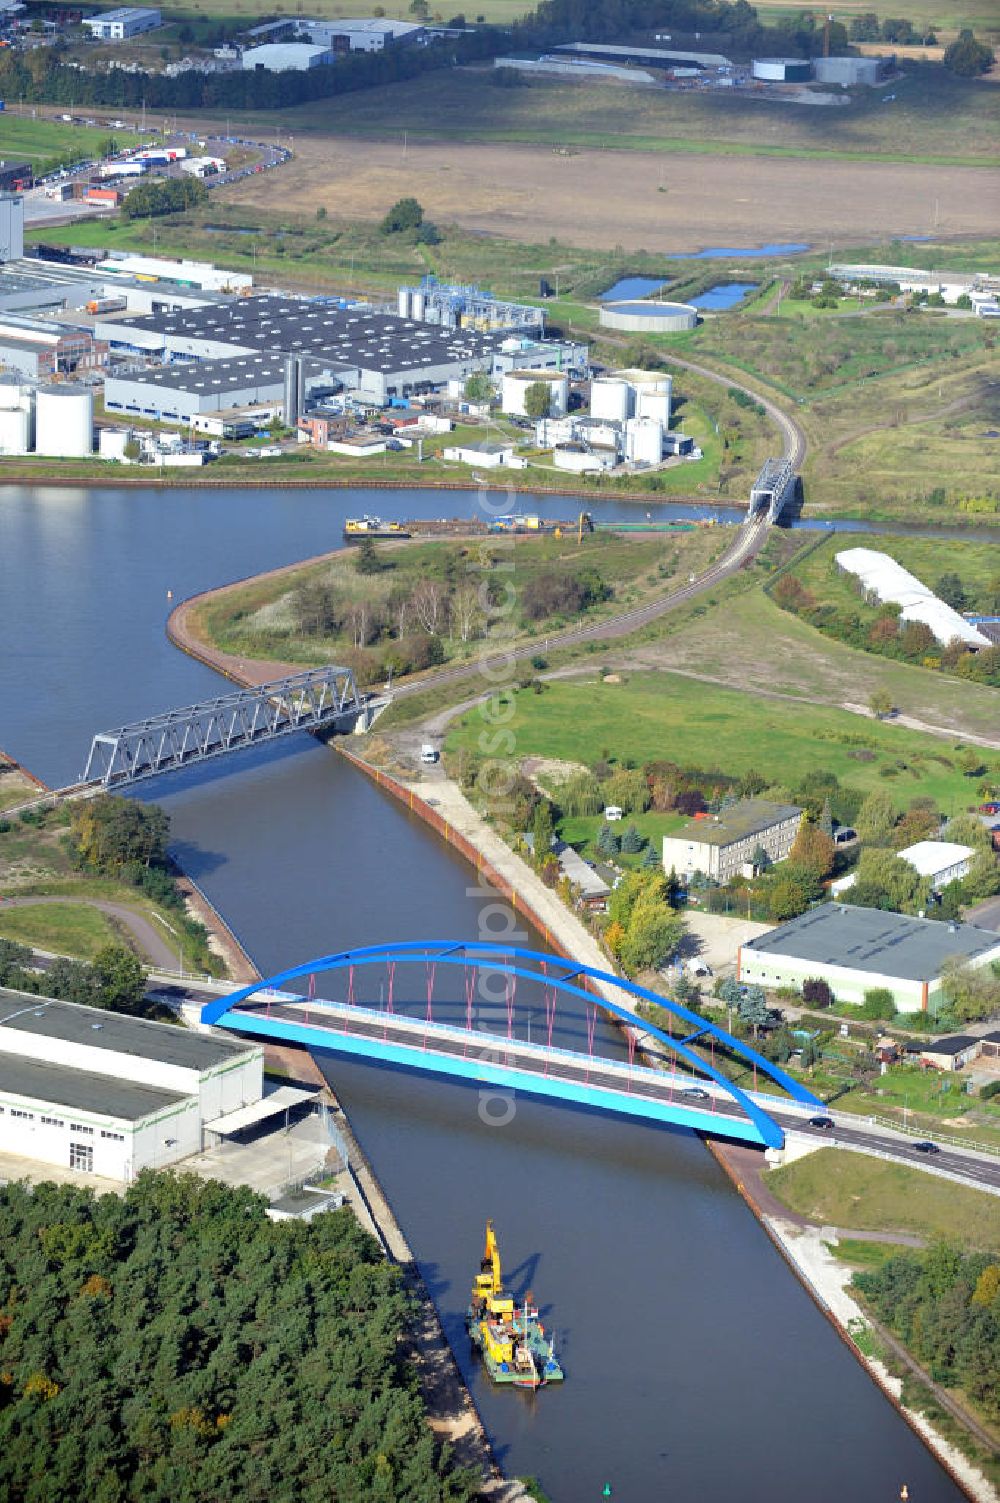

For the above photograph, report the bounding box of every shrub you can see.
[859,987,896,1021]
[802,977,833,1009]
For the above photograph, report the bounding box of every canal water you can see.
[0,484,968,1501]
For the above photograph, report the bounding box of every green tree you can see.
[855,789,898,845]
[617,902,684,975]
[788,818,836,882]
[463,371,493,403]
[522,381,552,421]
[943,29,995,76]
[92,944,147,1015]
[869,688,894,720]
[936,572,968,610]
[620,823,645,854]
[849,847,927,913]
[381,196,424,234]
[940,958,1000,1022]
[354,536,389,575]
[532,798,554,856]
[71,797,169,875]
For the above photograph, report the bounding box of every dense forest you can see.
[855,1244,1000,1426]
[0,1174,477,1503]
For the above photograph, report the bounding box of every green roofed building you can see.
[737,903,1000,1015]
[662,799,802,884]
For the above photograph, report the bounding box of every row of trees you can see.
[121,178,208,221]
[855,1244,1000,1426]
[0,938,148,1017]
[0,1174,476,1502]
[0,27,499,112]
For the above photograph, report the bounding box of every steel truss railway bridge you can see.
[202,942,824,1148]
[82,667,369,789]
[750,457,798,523]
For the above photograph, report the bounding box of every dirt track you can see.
[225,137,1000,250]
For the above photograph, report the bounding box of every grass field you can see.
[257,65,999,168]
[765,1148,1000,1248]
[832,1065,1000,1146]
[0,902,122,961]
[444,668,998,811]
[0,113,119,171]
[628,580,1000,745]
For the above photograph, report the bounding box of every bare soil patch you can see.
[223,137,1000,251]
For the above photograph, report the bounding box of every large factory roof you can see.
[0,1050,188,1123]
[742,904,1000,982]
[118,297,506,374]
[109,352,337,394]
[0,988,253,1072]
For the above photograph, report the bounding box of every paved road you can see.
[0,895,180,970]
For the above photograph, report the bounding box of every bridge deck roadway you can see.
[223,997,777,1146]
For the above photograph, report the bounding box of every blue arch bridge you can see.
[202,944,823,1149]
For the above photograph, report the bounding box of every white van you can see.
[420,744,439,764]
[603,805,623,822]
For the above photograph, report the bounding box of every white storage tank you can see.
[636,385,672,431]
[0,375,23,410]
[625,417,663,466]
[397,286,412,319]
[752,57,813,82]
[590,378,632,423]
[410,289,426,322]
[35,385,93,457]
[501,369,568,418]
[0,406,29,454]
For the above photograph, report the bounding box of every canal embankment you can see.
[710,1141,998,1503]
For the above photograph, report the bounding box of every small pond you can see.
[690,281,758,310]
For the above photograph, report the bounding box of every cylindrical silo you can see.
[590,378,631,423]
[636,386,672,430]
[411,289,425,322]
[35,386,93,457]
[397,286,411,319]
[625,417,663,466]
[283,356,301,425]
[0,407,29,454]
[0,375,23,410]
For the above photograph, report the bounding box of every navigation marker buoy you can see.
[166,588,173,601]
[602,1487,612,1499]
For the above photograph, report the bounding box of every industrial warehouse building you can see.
[0,313,107,379]
[242,42,335,70]
[0,988,266,1181]
[99,297,512,405]
[737,905,1000,1014]
[663,799,803,883]
[0,194,24,263]
[104,352,336,424]
[82,5,161,37]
